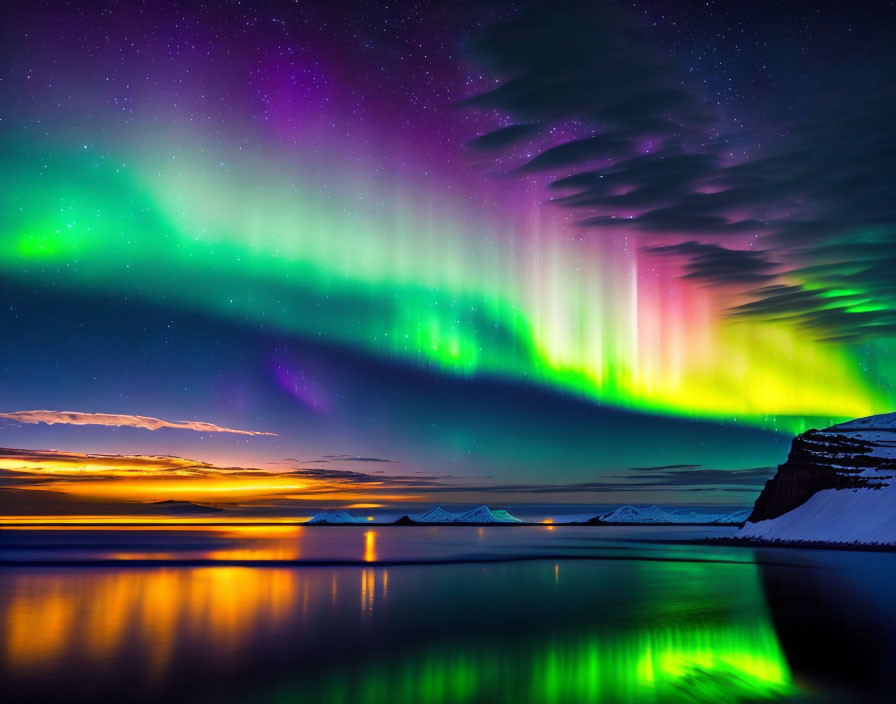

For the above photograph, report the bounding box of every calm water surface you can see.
[2,525,895,703]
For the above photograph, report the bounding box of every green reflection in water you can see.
[269,623,794,704]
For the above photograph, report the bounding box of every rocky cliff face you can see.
[741,412,896,543]
[747,428,894,523]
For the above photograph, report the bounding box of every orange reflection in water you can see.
[364,531,377,563]
[1,567,303,676]
[359,568,389,616]
[206,525,304,561]
[361,568,374,615]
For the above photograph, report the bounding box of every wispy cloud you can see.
[0,447,420,509]
[322,455,397,463]
[0,447,266,482]
[0,410,276,437]
[287,455,399,464]
[619,465,774,488]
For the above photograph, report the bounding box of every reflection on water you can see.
[2,567,301,674]
[759,549,896,700]
[206,526,305,561]
[1,555,801,702]
[294,623,793,704]
[364,530,377,562]
[4,526,893,702]
[0,524,744,564]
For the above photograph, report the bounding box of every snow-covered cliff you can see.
[740,412,896,544]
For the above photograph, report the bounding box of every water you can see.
[2,525,895,702]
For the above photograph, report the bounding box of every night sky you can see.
[1,1,894,514]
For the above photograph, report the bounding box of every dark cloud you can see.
[288,464,461,489]
[0,446,219,473]
[515,134,632,173]
[463,1,896,340]
[581,209,762,235]
[288,466,406,485]
[735,276,896,342]
[619,466,775,488]
[467,123,542,151]
[715,86,896,339]
[627,464,702,471]
[460,2,710,131]
[291,455,399,464]
[321,454,397,463]
[645,241,777,284]
[0,467,59,486]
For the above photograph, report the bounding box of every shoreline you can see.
[0,520,745,528]
[688,536,896,553]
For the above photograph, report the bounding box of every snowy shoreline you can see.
[694,536,896,552]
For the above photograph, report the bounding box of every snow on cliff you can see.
[740,411,896,544]
[740,482,896,543]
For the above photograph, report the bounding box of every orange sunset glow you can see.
[1,448,426,514]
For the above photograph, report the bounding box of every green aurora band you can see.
[2,137,892,433]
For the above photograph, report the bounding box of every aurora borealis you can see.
[0,560,795,703]
[2,136,884,428]
[6,6,896,703]
[2,0,895,512]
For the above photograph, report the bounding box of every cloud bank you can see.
[0,445,771,516]
[0,410,276,436]
[463,0,896,343]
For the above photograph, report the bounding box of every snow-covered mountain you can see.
[416,506,460,523]
[453,506,522,523]
[412,505,522,523]
[740,411,896,544]
[600,505,680,523]
[712,509,751,524]
[488,509,523,523]
[593,505,748,524]
[306,510,359,524]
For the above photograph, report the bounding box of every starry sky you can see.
[1,0,894,514]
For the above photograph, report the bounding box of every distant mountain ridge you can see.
[149,500,224,514]
[590,505,748,524]
[740,411,896,544]
[413,506,521,524]
[307,510,359,524]
[306,506,523,525]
